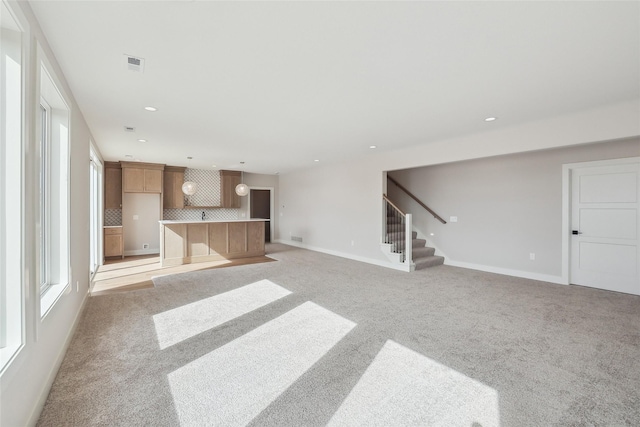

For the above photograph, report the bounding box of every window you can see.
[0,0,24,371]
[38,63,70,315]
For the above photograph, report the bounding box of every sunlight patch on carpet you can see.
[167,301,356,427]
[153,279,291,349]
[328,340,500,427]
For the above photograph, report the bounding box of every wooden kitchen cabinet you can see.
[163,166,186,209]
[220,170,241,208]
[104,226,124,258]
[121,162,164,193]
[104,161,122,209]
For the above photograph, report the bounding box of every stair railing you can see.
[387,175,447,224]
[382,195,413,266]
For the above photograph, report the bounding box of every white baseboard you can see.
[273,239,565,284]
[444,259,567,285]
[124,248,160,256]
[273,239,412,272]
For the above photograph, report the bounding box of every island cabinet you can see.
[220,170,241,208]
[160,220,266,267]
[121,162,164,193]
[163,166,186,209]
[104,161,122,209]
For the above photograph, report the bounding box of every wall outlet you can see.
[133,214,139,220]
[143,243,149,249]
[529,252,536,260]
[351,240,355,246]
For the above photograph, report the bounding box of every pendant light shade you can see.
[182,181,198,195]
[235,162,249,197]
[182,156,197,197]
[235,183,249,196]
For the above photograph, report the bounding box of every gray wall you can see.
[123,193,161,254]
[388,138,640,276]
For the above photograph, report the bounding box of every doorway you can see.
[249,188,273,243]
[89,149,102,278]
[564,158,639,295]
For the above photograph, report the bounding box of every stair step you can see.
[414,255,445,270]
[412,238,426,248]
[386,231,418,240]
[412,246,435,258]
[390,238,426,252]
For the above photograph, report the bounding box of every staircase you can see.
[385,212,444,270]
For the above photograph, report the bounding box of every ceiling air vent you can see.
[124,126,135,132]
[124,54,145,73]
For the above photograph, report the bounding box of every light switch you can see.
[133,215,139,220]
[449,216,458,223]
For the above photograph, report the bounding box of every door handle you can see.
[572,230,582,235]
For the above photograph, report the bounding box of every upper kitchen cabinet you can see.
[104,161,122,209]
[163,166,186,209]
[121,162,165,193]
[220,170,241,208]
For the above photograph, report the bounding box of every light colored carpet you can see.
[37,243,640,426]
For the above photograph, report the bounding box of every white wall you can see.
[388,138,640,280]
[0,1,94,426]
[277,101,640,272]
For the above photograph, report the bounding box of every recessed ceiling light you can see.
[369,145,377,149]
[137,139,147,143]
[314,159,320,162]
[484,117,497,122]
[144,106,157,112]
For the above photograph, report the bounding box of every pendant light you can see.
[235,161,249,197]
[182,157,197,206]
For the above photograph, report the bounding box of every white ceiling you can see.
[29,1,640,174]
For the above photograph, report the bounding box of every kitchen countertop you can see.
[104,225,123,228]
[159,219,268,224]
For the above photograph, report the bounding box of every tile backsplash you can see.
[183,168,220,207]
[167,168,240,220]
[163,208,240,221]
[105,209,122,226]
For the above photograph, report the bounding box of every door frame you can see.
[561,156,639,286]
[247,186,275,243]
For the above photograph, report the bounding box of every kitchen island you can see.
[159,219,267,267]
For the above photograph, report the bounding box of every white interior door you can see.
[570,162,639,295]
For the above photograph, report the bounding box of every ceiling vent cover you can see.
[124,126,135,132]
[124,54,145,73]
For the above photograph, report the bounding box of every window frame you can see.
[0,0,26,373]
[38,99,51,296]
[37,57,72,319]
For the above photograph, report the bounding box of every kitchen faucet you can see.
[202,211,206,221]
